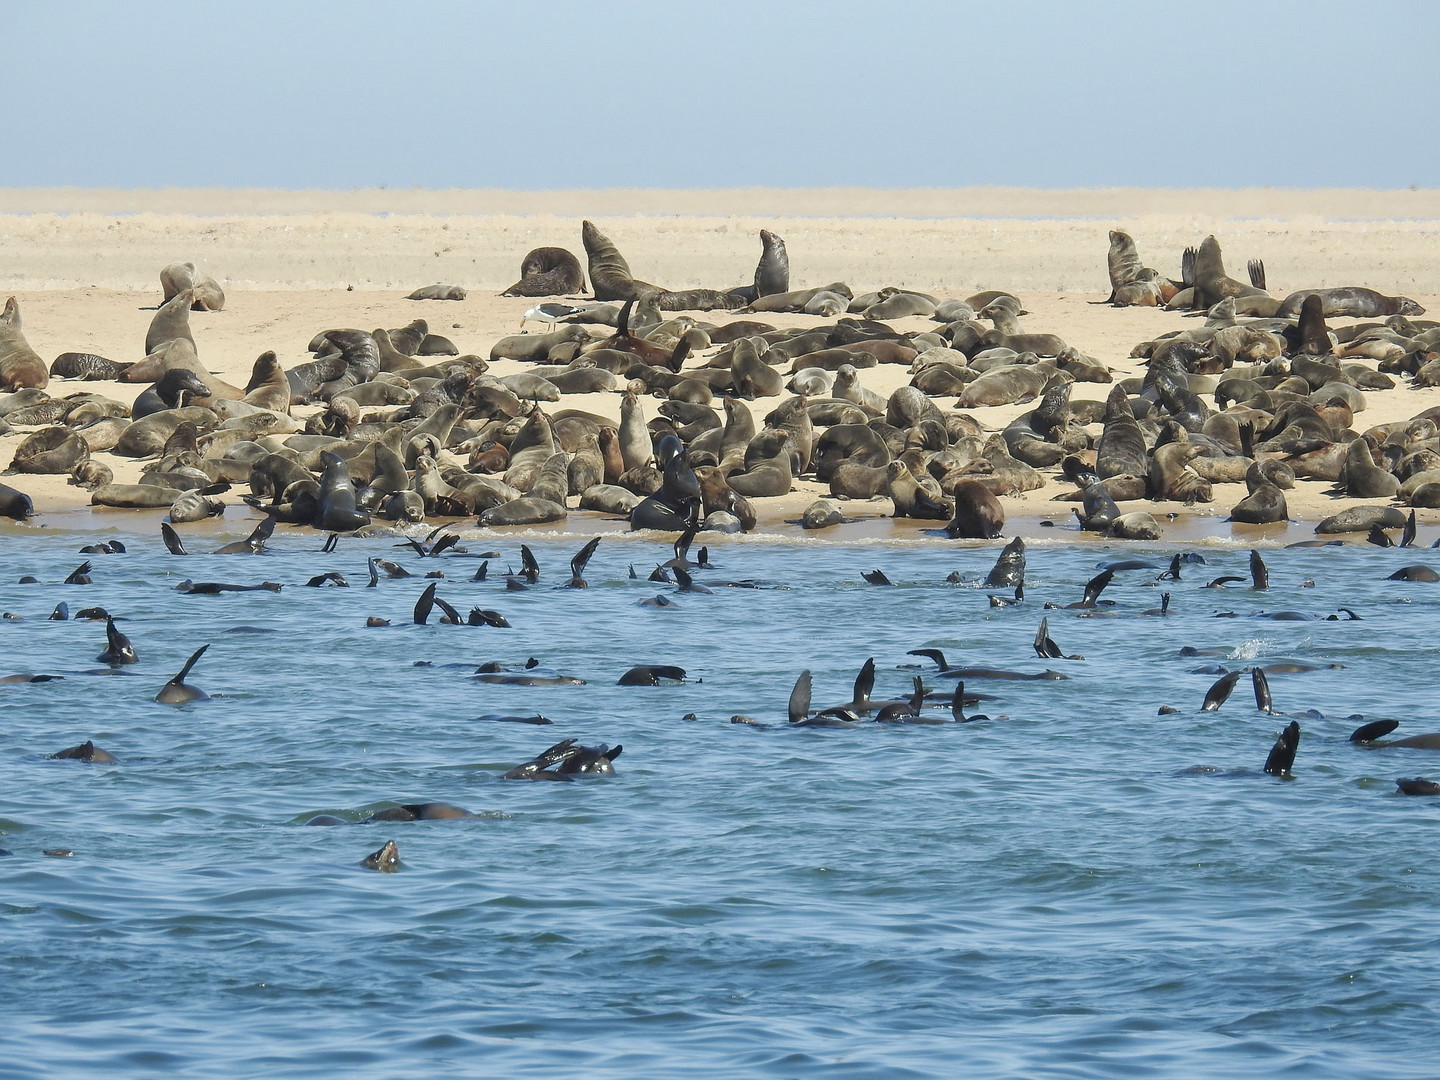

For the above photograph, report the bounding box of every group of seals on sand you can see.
[2,223,1437,545]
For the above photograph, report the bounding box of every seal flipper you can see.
[1263,720,1300,777]
[907,648,949,671]
[414,581,437,625]
[568,536,601,588]
[1181,247,1196,289]
[1033,617,1062,660]
[788,670,812,724]
[1078,568,1114,607]
[1403,510,1417,549]
[1367,524,1394,548]
[1201,670,1240,711]
[98,617,138,665]
[160,522,188,555]
[156,644,210,703]
[434,594,462,624]
[1249,549,1269,590]
[852,657,876,708]
[519,544,540,584]
[1351,718,1401,743]
[1251,667,1273,713]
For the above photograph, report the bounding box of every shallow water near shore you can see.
[2,524,1439,1078]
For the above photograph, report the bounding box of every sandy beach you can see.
[2,186,1438,542]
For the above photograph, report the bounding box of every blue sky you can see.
[7,1,1436,190]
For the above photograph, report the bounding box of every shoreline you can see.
[3,192,1438,544]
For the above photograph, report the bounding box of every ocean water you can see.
[1,523,1438,1079]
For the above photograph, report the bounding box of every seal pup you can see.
[155,645,210,703]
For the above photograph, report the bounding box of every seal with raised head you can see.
[0,297,49,390]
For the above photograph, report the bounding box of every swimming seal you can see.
[361,840,401,872]
[49,740,117,763]
[97,618,137,665]
[155,644,210,703]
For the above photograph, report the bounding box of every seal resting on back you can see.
[502,247,586,297]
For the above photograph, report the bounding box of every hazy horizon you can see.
[9,1,1437,191]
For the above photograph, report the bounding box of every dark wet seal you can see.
[361,841,400,872]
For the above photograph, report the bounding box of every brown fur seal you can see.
[1276,287,1424,319]
[0,298,49,391]
[502,247,586,297]
[1192,235,1268,309]
[945,481,1005,538]
[160,262,225,310]
[242,351,292,413]
[406,284,467,301]
[8,426,89,474]
[145,289,197,354]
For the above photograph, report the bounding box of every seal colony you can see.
[0,216,1438,544]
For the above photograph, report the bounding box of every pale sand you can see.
[2,187,1438,543]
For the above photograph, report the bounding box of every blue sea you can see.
[2,521,1438,1079]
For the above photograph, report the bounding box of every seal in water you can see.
[502,738,621,779]
[1349,719,1440,750]
[49,740,117,763]
[97,617,138,665]
[361,840,401,872]
[155,644,210,703]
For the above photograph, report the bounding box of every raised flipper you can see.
[788,670,812,724]
[1201,670,1240,711]
[434,594,462,624]
[1251,667,1273,713]
[1367,524,1394,548]
[1034,617,1061,659]
[160,522,188,555]
[907,648,949,671]
[852,658,876,707]
[1263,720,1300,776]
[862,569,892,585]
[1247,258,1266,292]
[568,536,601,588]
[1350,718,1401,743]
[1078,569,1114,607]
[1181,247,1196,288]
[519,544,540,584]
[414,581,437,625]
[1402,510,1417,548]
[1249,550,1268,591]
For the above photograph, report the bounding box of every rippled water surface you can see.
[2,522,1439,1078]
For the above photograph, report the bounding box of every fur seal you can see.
[0,298,49,390]
[155,645,210,703]
[98,618,138,665]
[406,284,467,301]
[50,352,131,380]
[8,426,90,474]
[0,480,33,519]
[361,840,401,872]
[1276,287,1423,319]
[1191,236,1268,309]
[314,451,371,531]
[945,481,1005,539]
[502,738,621,779]
[160,262,225,310]
[50,740,117,763]
[502,247,586,297]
